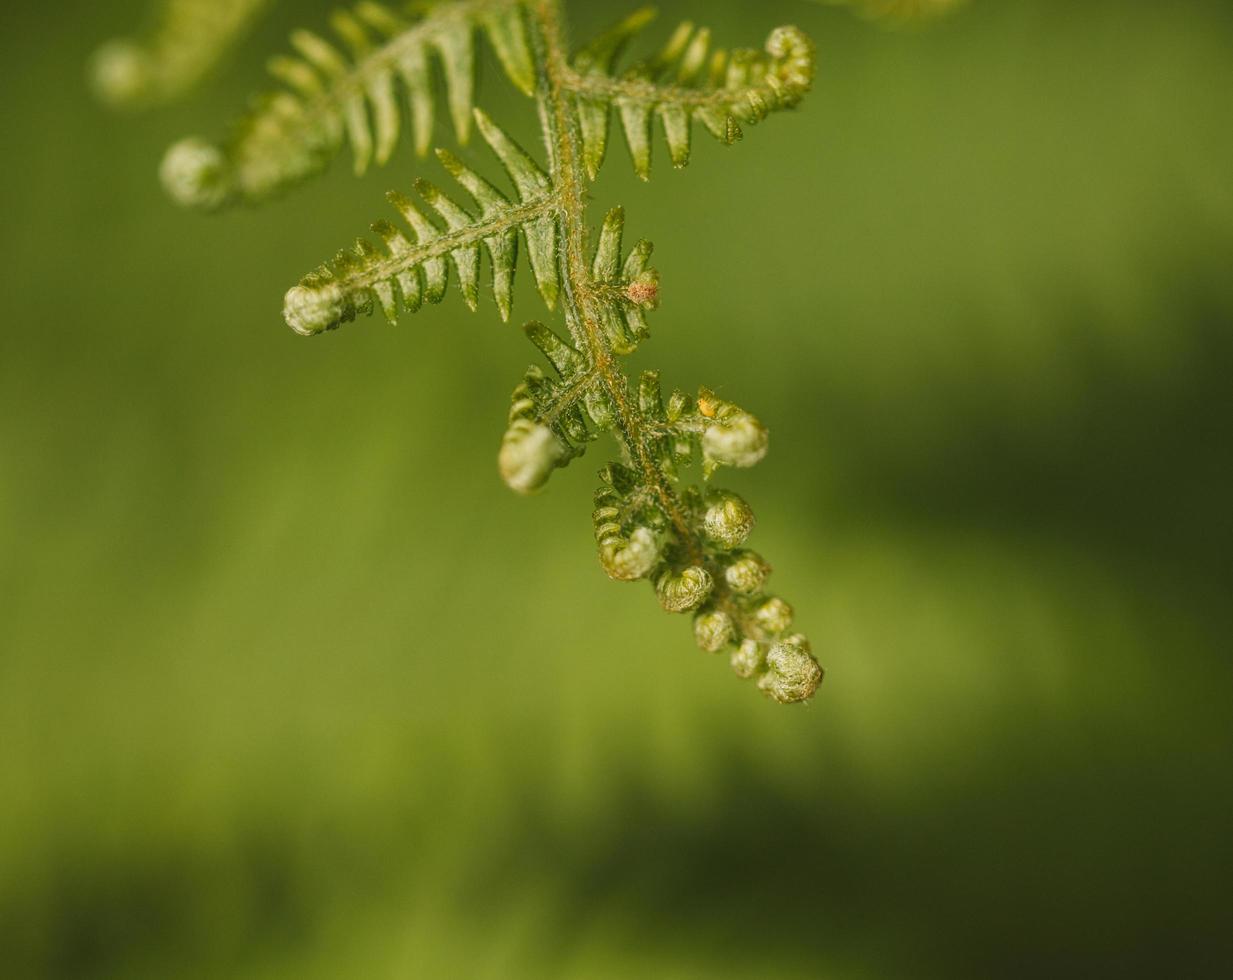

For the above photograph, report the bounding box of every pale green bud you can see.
[766,27,817,100]
[753,596,794,635]
[160,137,233,211]
[702,410,768,470]
[656,566,714,613]
[498,421,566,495]
[730,638,765,679]
[693,609,736,653]
[282,284,347,337]
[89,40,152,108]
[757,634,823,704]
[599,527,660,581]
[724,551,771,595]
[703,492,755,550]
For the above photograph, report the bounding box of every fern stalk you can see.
[529,1,699,556]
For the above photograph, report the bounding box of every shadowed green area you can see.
[1,0,1231,977]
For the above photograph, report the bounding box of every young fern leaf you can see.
[282,110,567,336]
[563,9,816,179]
[160,0,535,210]
[90,0,272,109]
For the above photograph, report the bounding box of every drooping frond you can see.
[90,0,272,109]
[583,379,821,703]
[563,8,816,180]
[160,0,535,210]
[283,110,565,336]
[500,363,821,701]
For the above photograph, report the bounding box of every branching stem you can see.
[530,0,701,562]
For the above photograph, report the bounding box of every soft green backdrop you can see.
[2,0,1231,976]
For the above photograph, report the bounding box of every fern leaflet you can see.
[562,8,816,179]
[283,110,565,334]
[160,0,535,210]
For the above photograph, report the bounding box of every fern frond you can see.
[563,8,816,180]
[160,0,535,210]
[283,111,568,335]
[90,0,271,109]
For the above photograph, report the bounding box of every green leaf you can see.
[566,12,817,180]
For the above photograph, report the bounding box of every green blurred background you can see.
[2,0,1232,976]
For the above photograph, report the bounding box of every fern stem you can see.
[529,0,702,563]
[559,70,763,108]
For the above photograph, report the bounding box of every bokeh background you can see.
[2,0,1232,976]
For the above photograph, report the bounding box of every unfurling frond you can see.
[160,0,534,210]
[564,9,816,180]
[569,374,821,703]
[90,0,271,109]
[144,0,825,703]
[497,353,820,701]
[283,111,563,336]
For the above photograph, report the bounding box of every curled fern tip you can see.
[499,420,566,494]
[758,634,824,704]
[160,138,233,211]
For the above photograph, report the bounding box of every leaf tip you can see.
[160,137,233,210]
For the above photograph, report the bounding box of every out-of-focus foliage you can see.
[4,0,1232,977]
[817,0,966,25]
[158,0,538,208]
[89,0,273,108]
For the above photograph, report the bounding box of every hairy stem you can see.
[529,0,701,562]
